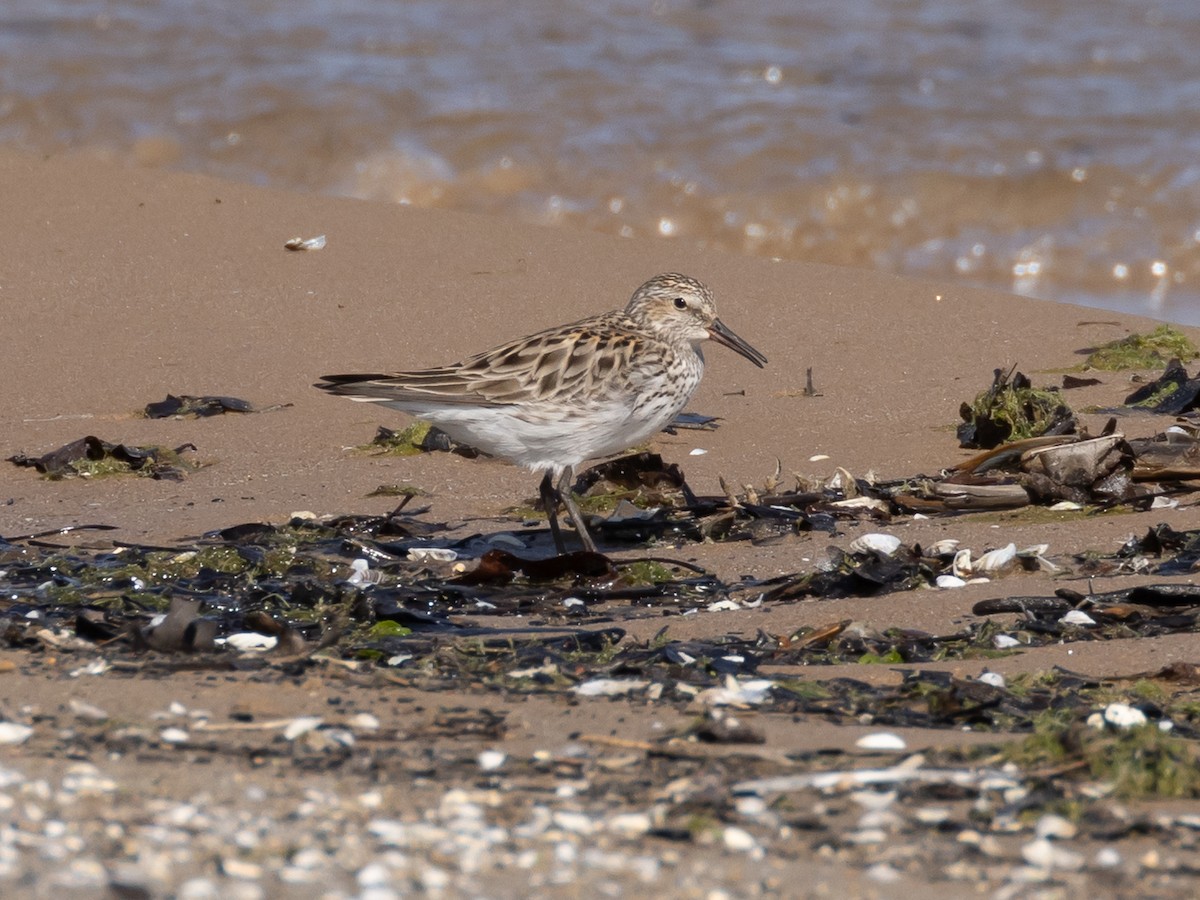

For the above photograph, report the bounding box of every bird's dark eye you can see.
[673,297,687,310]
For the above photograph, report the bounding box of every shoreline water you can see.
[3,0,1199,323]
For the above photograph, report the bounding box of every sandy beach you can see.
[3,150,1200,897]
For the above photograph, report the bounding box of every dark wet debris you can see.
[3,503,1200,697]
[367,422,482,458]
[143,394,256,418]
[7,436,198,480]
[1125,357,1200,415]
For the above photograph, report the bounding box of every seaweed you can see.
[957,367,1076,449]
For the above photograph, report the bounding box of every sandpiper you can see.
[316,273,766,553]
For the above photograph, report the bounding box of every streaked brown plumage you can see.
[317,273,766,552]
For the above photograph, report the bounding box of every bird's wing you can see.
[318,316,641,408]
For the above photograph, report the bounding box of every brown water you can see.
[3,0,1200,323]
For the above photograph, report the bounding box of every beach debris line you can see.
[7,435,198,480]
[6,507,1200,675]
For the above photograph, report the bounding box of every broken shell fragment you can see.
[284,234,326,251]
[973,543,1017,575]
[952,548,974,578]
[1059,609,1096,626]
[855,732,907,751]
[848,533,902,557]
[407,547,458,563]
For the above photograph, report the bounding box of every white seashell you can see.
[830,496,889,512]
[699,676,775,707]
[68,699,110,721]
[349,713,380,731]
[850,789,897,812]
[706,599,742,612]
[914,807,951,825]
[849,533,902,556]
[1022,837,1084,871]
[282,716,324,740]
[974,542,1017,574]
[735,796,768,817]
[936,575,967,589]
[952,548,974,578]
[408,547,458,562]
[552,811,596,835]
[1165,425,1194,443]
[283,234,326,251]
[346,558,371,585]
[977,672,1006,689]
[607,812,652,837]
[809,454,830,462]
[158,727,189,744]
[689,448,708,456]
[928,539,960,555]
[221,632,278,652]
[1103,703,1147,729]
[1035,814,1077,840]
[573,679,648,697]
[477,750,507,771]
[865,863,902,883]
[722,826,758,852]
[855,732,907,751]
[69,659,112,678]
[1048,500,1084,511]
[0,723,33,745]
[1060,610,1096,626]
[993,634,1021,649]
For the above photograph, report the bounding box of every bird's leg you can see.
[539,471,568,555]
[556,465,598,553]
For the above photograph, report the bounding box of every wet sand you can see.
[3,150,1200,896]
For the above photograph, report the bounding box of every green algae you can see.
[1084,324,1197,370]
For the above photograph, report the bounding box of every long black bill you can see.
[708,318,767,368]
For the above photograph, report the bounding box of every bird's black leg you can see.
[556,465,598,553]
[539,471,568,555]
